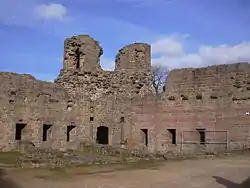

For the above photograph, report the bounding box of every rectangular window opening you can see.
[15,123,26,140]
[90,117,94,122]
[67,125,76,142]
[42,124,53,141]
[140,129,148,146]
[196,128,206,145]
[167,129,176,144]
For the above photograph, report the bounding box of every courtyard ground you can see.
[0,153,250,188]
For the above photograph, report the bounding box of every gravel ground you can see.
[1,154,250,188]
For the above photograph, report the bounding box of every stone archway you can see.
[96,126,109,145]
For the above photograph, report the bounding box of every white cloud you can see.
[151,35,250,70]
[152,34,188,56]
[0,1,69,30]
[35,3,67,21]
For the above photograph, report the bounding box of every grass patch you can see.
[0,152,22,165]
[33,160,164,180]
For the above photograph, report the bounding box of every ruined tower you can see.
[56,36,153,98]
[115,43,151,73]
[63,35,103,72]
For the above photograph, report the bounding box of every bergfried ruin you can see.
[0,34,250,155]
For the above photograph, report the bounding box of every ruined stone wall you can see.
[0,72,64,150]
[0,34,249,155]
[115,43,151,73]
[56,35,152,100]
[131,63,250,153]
[53,35,152,151]
[55,70,151,100]
[0,35,153,152]
[0,72,99,151]
[63,35,103,72]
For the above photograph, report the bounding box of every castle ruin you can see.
[0,35,250,154]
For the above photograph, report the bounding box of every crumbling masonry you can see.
[0,34,250,154]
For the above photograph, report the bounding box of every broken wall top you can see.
[114,43,151,73]
[57,35,152,99]
[63,35,103,72]
[62,35,151,74]
[164,62,250,102]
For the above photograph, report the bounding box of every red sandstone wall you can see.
[132,63,250,152]
[0,72,74,150]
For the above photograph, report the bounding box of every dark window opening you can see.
[10,91,16,95]
[66,105,72,111]
[90,117,94,122]
[210,95,218,99]
[163,86,166,92]
[42,124,52,141]
[15,123,26,140]
[120,117,124,123]
[67,125,76,142]
[196,129,205,144]
[76,49,80,69]
[168,96,175,101]
[181,94,188,100]
[192,70,196,80]
[9,99,15,104]
[140,129,148,146]
[196,94,202,100]
[167,129,176,144]
[96,126,109,145]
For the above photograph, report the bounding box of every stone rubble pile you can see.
[17,141,168,168]
[18,141,243,168]
[18,146,101,168]
[78,142,186,160]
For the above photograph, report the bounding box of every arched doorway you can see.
[96,126,109,145]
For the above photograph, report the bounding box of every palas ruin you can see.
[0,35,250,154]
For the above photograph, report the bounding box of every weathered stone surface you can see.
[115,43,151,73]
[0,34,249,158]
[63,35,103,72]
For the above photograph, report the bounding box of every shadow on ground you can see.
[0,169,21,188]
[213,176,250,188]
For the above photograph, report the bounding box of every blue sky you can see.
[0,0,250,81]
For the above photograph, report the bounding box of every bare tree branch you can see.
[151,65,169,96]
